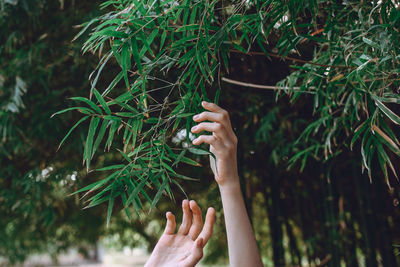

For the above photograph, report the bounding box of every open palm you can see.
[145,200,216,267]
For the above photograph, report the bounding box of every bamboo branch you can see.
[221,77,316,93]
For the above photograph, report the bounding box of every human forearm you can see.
[191,102,263,267]
[219,179,263,267]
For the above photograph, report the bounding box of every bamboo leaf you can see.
[150,176,167,211]
[51,107,94,118]
[121,43,130,89]
[70,97,103,114]
[93,88,112,114]
[96,164,125,171]
[106,188,115,227]
[58,116,89,150]
[188,147,209,155]
[120,192,131,220]
[70,171,118,196]
[92,119,109,158]
[106,120,120,150]
[130,36,142,74]
[372,125,400,153]
[84,117,100,171]
[373,95,400,125]
[179,156,201,166]
[125,175,148,209]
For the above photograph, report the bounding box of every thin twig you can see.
[221,77,315,93]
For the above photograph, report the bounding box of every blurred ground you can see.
[1,247,226,267]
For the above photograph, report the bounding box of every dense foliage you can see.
[1,0,400,266]
[65,0,400,218]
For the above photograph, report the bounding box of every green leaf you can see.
[96,164,125,171]
[172,149,186,167]
[85,194,110,209]
[51,107,94,118]
[106,120,120,150]
[160,29,167,50]
[180,156,200,166]
[121,43,130,89]
[103,71,124,97]
[70,97,103,114]
[84,117,100,171]
[70,171,118,196]
[188,147,209,155]
[172,173,198,181]
[373,95,400,125]
[362,37,380,49]
[162,162,177,174]
[93,88,112,114]
[120,192,131,220]
[125,175,148,209]
[130,36,142,74]
[106,188,115,227]
[150,176,167,211]
[58,116,89,150]
[350,120,369,150]
[92,119,109,158]
[176,112,195,118]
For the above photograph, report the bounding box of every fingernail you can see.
[191,126,197,132]
[202,101,207,106]
[193,115,199,120]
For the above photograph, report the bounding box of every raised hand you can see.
[145,200,215,267]
[191,101,264,267]
[191,101,239,187]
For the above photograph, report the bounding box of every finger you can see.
[193,111,224,123]
[197,207,216,245]
[178,199,192,235]
[191,122,230,140]
[163,211,176,235]
[180,238,204,267]
[188,200,203,240]
[201,101,225,113]
[192,135,223,149]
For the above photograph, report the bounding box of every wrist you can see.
[218,176,241,194]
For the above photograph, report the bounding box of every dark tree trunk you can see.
[264,172,285,267]
[355,172,378,267]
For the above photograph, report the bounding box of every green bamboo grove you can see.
[60,0,400,219]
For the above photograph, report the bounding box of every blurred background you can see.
[1,1,400,266]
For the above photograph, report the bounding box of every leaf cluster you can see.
[63,0,400,219]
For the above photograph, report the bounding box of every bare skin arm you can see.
[191,101,263,267]
[145,200,215,267]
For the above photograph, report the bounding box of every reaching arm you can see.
[191,101,263,267]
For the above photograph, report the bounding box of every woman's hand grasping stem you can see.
[191,101,239,188]
[191,101,264,267]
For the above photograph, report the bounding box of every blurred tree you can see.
[0,0,109,264]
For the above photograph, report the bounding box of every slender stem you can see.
[221,77,316,93]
